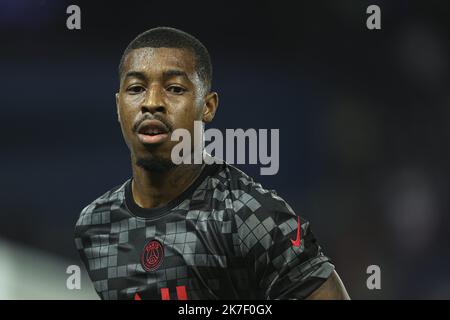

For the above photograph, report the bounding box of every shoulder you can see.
[75,180,129,229]
[216,164,301,240]
[217,164,317,262]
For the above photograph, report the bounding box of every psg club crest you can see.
[141,239,164,272]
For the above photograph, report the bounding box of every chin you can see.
[135,155,175,172]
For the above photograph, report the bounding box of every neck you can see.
[131,161,205,209]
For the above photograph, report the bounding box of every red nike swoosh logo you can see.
[290,216,301,247]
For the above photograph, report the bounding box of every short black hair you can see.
[118,27,212,92]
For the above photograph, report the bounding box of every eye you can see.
[167,85,187,95]
[126,85,145,94]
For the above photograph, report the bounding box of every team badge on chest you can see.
[141,239,164,272]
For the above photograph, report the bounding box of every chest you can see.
[81,213,245,299]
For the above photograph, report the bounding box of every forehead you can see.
[122,47,196,75]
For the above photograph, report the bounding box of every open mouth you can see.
[140,128,167,135]
[136,120,170,145]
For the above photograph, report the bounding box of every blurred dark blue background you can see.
[1,0,449,299]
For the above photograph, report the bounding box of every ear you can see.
[115,92,121,123]
[202,91,219,123]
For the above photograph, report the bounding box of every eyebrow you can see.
[124,71,146,80]
[124,69,190,81]
[162,69,189,79]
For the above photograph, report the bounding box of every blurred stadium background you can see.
[1,0,449,299]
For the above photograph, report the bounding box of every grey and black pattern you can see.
[74,160,334,300]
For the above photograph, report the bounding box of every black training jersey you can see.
[74,161,334,300]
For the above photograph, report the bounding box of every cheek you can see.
[118,106,135,132]
[123,94,145,107]
[173,106,201,129]
[181,97,203,119]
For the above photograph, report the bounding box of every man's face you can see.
[116,47,213,170]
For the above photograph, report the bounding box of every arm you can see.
[236,203,342,299]
[306,270,350,300]
[232,185,346,300]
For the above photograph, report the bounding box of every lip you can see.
[137,132,169,145]
[136,119,170,145]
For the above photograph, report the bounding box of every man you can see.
[74,27,349,300]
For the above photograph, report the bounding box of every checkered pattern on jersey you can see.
[74,162,334,300]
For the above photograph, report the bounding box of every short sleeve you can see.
[234,194,335,299]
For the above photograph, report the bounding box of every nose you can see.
[141,84,166,114]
